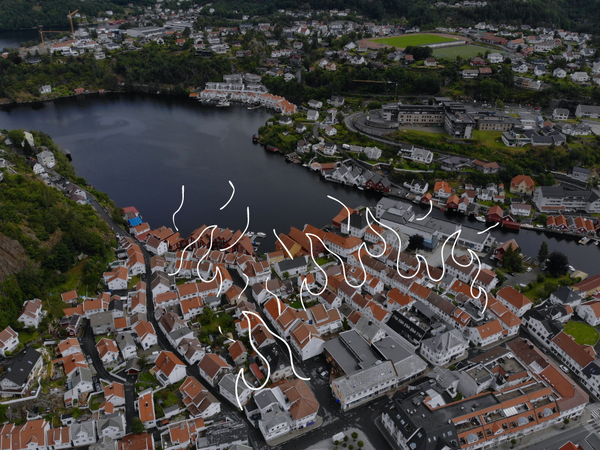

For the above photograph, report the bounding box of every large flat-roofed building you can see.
[384,104,445,125]
[532,186,600,213]
[125,27,166,38]
[381,339,589,450]
[477,116,519,131]
[444,105,476,139]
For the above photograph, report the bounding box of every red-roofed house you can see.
[228,340,247,366]
[576,300,600,326]
[96,338,119,363]
[180,376,221,418]
[198,354,232,387]
[136,389,156,429]
[497,286,532,317]
[510,175,534,195]
[469,319,505,346]
[0,326,19,357]
[151,351,186,386]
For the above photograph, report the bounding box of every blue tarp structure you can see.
[128,217,142,226]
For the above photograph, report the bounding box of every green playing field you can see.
[371,34,457,48]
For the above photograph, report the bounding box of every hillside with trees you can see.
[0,130,116,332]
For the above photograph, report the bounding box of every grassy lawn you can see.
[433,44,491,59]
[128,275,141,289]
[471,130,509,151]
[139,372,157,384]
[289,300,319,309]
[19,330,40,345]
[89,396,103,411]
[521,274,573,302]
[563,321,600,346]
[371,34,457,48]
[315,256,329,265]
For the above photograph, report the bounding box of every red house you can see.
[470,57,487,66]
[501,212,521,230]
[421,192,432,203]
[486,205,504,223]
[555,215,568,231]
[487,206,521,230]
[480,34,508,45]
[376,177,392,193]
[446,194,460,210]
[493,239,519,261]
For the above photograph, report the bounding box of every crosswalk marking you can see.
[591,409,600,419]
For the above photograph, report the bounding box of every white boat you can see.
[256,232,266,238]
[475,216,486,222]
[247,105,261,110]
[578,237,590,245]
[358,186,364,190]
[216,100,230,107]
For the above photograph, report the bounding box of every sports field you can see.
[371,34,457,48]
[433,44,494,59]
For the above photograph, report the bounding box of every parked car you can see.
[560,365,570,373]
[320,371,329,379]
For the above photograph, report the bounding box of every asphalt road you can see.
[522,420,600,450]
[79,322,136,433]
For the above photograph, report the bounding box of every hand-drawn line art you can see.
[478,222,499,234]
[172,185,185,232]
[274,228,294,259]
[234,311,310,409]
[416,201,433,221]
[221,206,250,251]
[220,180,236,210]
[169,223,217,276]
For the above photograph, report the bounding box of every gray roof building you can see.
[0,347,42,388]
[373,337,427,381]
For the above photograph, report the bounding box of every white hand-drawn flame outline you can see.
[326,196,491,314]
[234,311,310,410]
[172,185,185,232]
[305,232,368,289]
[264,280,285,316]
[221,207,250,252]
[416,200,433,221]
[220,180,235,210]
[274,228,294,259]
[169,224,217,276]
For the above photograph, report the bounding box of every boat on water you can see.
[252,134,259,143]
[216,100,230,107]
[578,237,590,245]
[595,240,600,246]
[256,232,266,238]
[247,105,261,110]
[358,186,364,190]
[475,216,486,222]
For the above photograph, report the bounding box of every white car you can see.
[560,365,570,374]
[526,267,532,272]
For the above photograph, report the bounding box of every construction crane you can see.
[39,29,63,44]
[68,10,79,38]
[353,79,399,100]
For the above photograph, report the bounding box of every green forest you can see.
[0,131,115,332]
[201,0,600,33]
[2,0,600,32]
[0,0,134,31]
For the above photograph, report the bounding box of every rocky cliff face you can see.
[0,233,27,282]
